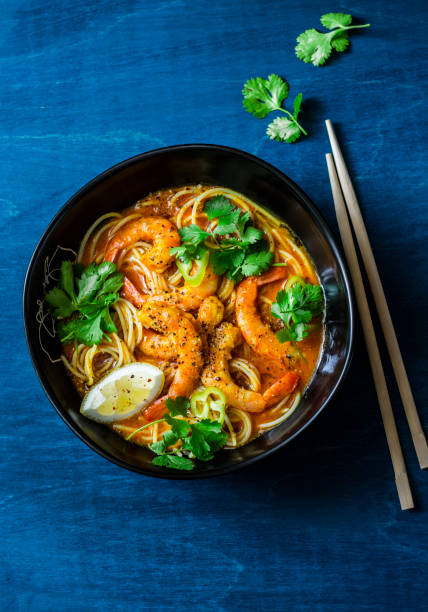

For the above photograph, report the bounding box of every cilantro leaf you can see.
[271,282,323,345]
[320,13,352,29]
[164,414,191,439]
[45,287,76,318]
[152,454,194,470]
[296,29,333,66]
[151,429,179,455]
[242,74,289,118]
[170,225,210,265]
[241,225,263,245]
[100,308,117,334]
[236,210,252,237]
[293,93,303,119]
[183,419,227,461]
[183,426,212,460]
[178,224,210,246]
[165,396,190,417]
[240,250,273,277]
[296,14,370,66]
[331,32,349,52]
[45,261,123,346]
[98,272,124,296]
[76,261,117,302]
[59,311,105,345]
[204,197,243,235]
[204,195,235,220]
[60,260,75,300]
[210,247,245,278]
[267,117,302,143]
[242,73,307,143]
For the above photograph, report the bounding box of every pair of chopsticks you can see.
[325,120,428,510]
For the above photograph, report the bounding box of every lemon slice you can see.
[80,363,164,423]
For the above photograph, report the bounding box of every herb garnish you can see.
[126,396,228,471]
[296,13,370,66]
[170,195,274,283]
[45,260,124,346]
[271,282,323,343]
[242,74,307,143]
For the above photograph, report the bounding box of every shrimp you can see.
[138,330,176,361]
[236,267,290,364]
[148,265,219,311]
[201,322,299,413]
[104,216,180,271]
[197,295,224,333]
[138,311,199,359]
[139,300,203,421]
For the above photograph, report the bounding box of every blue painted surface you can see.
[1,0,427,610]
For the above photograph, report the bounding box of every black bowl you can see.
[23,144,353,479]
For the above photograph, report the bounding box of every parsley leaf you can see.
[165,396,190,417]
[45,260,124,346]
[296,13,370,66]
[271,283,323,344]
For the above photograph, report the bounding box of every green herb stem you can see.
[278,107,308,135]
[126,418,165,440]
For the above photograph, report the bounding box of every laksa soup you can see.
[44,186,324,471]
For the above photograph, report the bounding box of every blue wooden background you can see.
[2,0,427,609]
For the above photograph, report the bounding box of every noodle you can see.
[55,184,322,451]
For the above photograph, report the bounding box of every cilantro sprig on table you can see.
[242,74,307,144]
[271,282,323,343]
[170,195,274,283]
[127,397,228,471]
[296,13,370,66]
[45,260,124,346]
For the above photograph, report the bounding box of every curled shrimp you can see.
[105,216,180,271]
[104,216,180,307]
[148,265,219,311]
[236,267,290,364]
[197,295,224,333]
[138,312,199,360]
[201,322,299,413]
[139,300,203,421]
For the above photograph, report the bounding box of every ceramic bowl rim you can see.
[23,143,354,479]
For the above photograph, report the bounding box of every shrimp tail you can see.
[262,371,300,407]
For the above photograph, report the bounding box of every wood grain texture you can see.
[1,0,427,610]
[326,121,428,470]
[327,153,413,509]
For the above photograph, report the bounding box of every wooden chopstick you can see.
[326,119,428,470]
[326,153,414,510]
